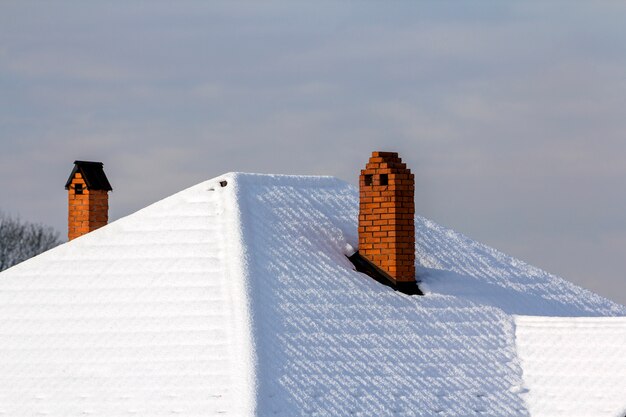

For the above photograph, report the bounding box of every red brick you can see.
[359,151,415,282]
[67,171,111,241]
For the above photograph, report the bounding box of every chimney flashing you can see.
[347,251,423,296]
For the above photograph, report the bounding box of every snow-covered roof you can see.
[515,316,626,417]
[0,172,625,416]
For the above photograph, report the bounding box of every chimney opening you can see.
[74,183,83,195]
[364,174,373,186]
[380,174,388,186]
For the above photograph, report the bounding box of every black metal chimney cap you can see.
[64,160,113,191]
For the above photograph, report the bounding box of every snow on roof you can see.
[0,176,253,416]
[0,172,625,416]
[515,316,626,417]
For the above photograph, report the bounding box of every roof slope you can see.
[1,173,625,416]
[0,177,253,416]
[515,316,626,417]
[234,174,625,417]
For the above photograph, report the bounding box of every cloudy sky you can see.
[1,2,625,304]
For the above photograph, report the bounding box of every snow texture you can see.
[0,177,254,416]
[515,316,626,417]
[0,172,625,416]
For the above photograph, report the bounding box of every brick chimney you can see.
[358,151,415,285]
[65,161,112,241]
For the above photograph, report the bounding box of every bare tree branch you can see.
[0,211,61,271]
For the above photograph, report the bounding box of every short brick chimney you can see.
[358,151,415,285]
[65,161,112,241]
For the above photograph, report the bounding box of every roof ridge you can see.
[221,173,257,413]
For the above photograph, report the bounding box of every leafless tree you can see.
[0,211,61,272]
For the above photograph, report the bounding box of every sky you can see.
[1,1,625,304]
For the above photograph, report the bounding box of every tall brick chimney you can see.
[65,161,112,241]
[358,151,415,287]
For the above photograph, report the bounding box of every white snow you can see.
[0,172,625,416]
[515,316,626,417]
[0,176,254,416]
